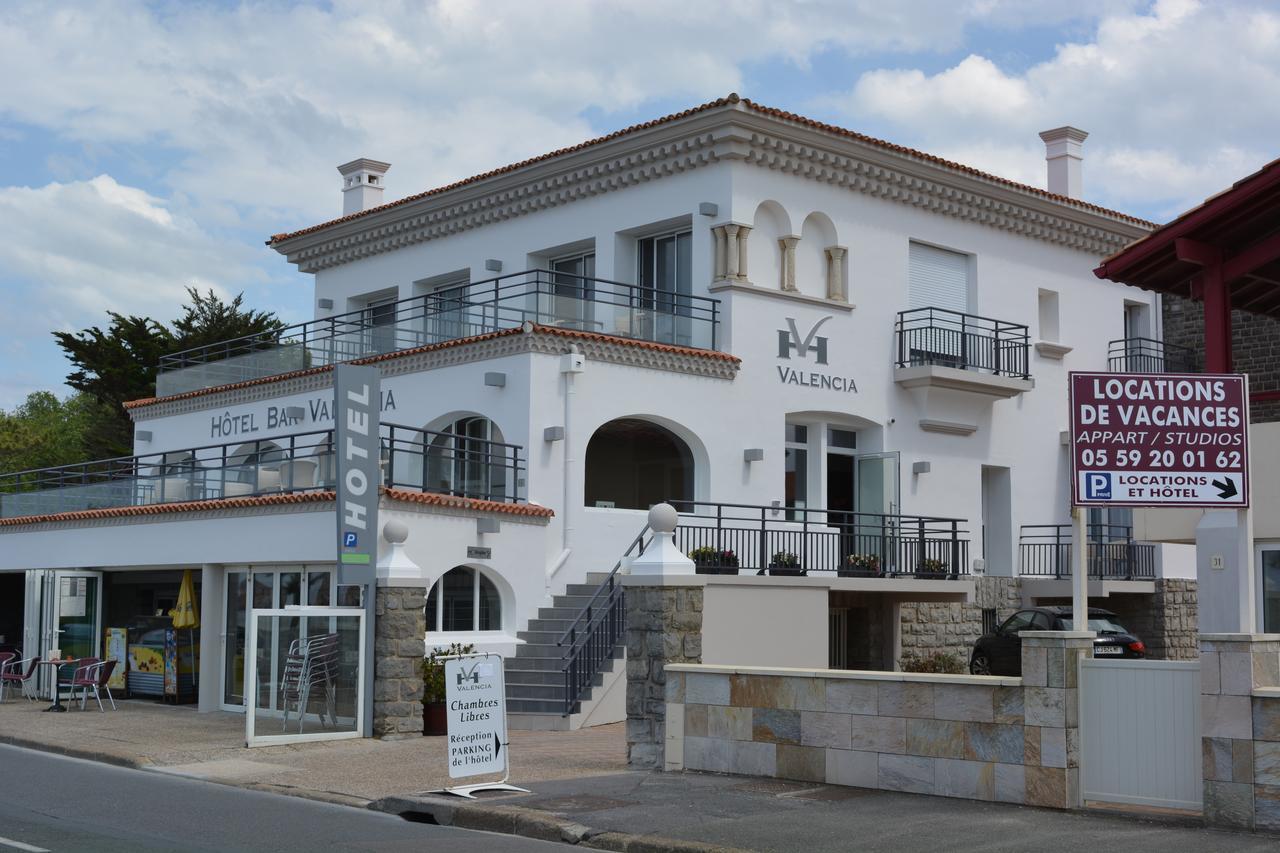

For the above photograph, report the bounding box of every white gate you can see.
[1079,658,1201,811]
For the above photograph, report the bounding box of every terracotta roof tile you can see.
[127,323,737,410]
[267,93,1152,247]
[0,486,552,528]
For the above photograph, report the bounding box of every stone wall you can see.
[1200,633,1280,832]
[1164,294,1280,423]
[625,585,703,769]
[898,577,1021,666]
[664,632,1091,809]
[374,585,426,738]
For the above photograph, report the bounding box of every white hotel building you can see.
[0,95,1195,732]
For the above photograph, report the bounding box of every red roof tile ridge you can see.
[527,324,741,362]
[382,487,554,517]
[267,92,1151,246]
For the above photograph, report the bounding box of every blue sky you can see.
[1,0,1276,409]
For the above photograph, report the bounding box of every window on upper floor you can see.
[638,231,692,299]
[1038,290,1060,342]
[908,242,970,313]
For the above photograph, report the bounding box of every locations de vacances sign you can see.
[1070,372,1249,508]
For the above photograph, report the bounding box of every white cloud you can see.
[831,0,1280,216]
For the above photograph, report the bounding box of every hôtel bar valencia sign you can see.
[1070,372,1248,508]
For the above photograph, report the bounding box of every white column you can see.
[629,504,695,577]
[825,246,846,301]
[736,225,752,282]
[724,225,741,280]
[712,226,727,281]
[198,563,225,713]
[780,236,800,292]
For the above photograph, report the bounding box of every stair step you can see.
[517,630,564,644]
[525,620,573,635]
[505,682,571,700]
[504,655,564,669]
[515,643,563,658]
[508,712,571,732]
[584,572,614,585]
[562,584,608,597]
[508,698,578,715]
[536,607,584,621]
[504,669,566,686]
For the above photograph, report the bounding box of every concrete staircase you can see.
[506,572,624,731]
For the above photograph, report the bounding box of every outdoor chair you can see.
[0,655,40,702]
[279,633,341,732]
[56,658,98,707]
[78,660,118,712]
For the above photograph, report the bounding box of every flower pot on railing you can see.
[765,551,805,577]
[689,547,739,575]
[839,554,882,578]
[917,558,948,580]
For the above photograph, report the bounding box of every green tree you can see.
[52,288,287,460]
[0,392,106,477]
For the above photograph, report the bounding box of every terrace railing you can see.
[1107,337,1200,373]
[1019,524,1157,580]
[895,307,1031,379]
[155,270,721,396]
[668,500,969,577]
[0,421,524,519]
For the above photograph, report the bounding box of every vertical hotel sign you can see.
[334,364,381,584]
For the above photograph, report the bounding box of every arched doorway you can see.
[584,418,694,509]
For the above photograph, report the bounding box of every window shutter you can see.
[908,243,968,312]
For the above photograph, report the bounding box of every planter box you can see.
[695,563,739,575]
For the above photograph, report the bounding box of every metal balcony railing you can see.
[0,422,524,519]
[1107,337,1200,373]
[155,270,721,396]
[895,307,1031,379]
[668,500,970,578]
[1019,524,1157,580]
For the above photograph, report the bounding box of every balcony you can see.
[893,307,1034,434]
[155,270,722,397]
[0,422,524,520]
[670,501,970,578]
[1107,337,1200,373]
[1019,524,1156,580]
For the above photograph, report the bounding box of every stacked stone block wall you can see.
[1164,294,1280,423]
[1201,634,1280,832]
[374,585,426,738]
[663,633,1091,809]
[626,585,703,768]
[898,577,1021,666]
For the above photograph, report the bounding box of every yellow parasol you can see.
[169,569,200,696]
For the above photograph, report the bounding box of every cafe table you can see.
[36,658,86,712]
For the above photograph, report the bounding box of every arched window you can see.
[424,416,506,500]
[584,418,693,509]
[425,567,502,632]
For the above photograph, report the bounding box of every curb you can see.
[370,794,749,853]
[0,734,148,770]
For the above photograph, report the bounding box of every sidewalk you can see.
[3,699,1277,852]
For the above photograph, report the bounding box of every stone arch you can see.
[584,415,705,510]
[798,211,841,300]
[424,562,514,635]
[749,200,792,290]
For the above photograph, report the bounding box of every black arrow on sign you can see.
[1213,478,1238,500]
[494,731,502,761]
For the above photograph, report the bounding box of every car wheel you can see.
[970,651,992,676]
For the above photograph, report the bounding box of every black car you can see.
[969,606,1145,676]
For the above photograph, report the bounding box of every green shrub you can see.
[899,649,965,674]
[422,642,477,704]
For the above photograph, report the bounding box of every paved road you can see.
[0,745,567,853]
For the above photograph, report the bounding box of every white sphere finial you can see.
[648,502,678,534]
[383,519,409,544]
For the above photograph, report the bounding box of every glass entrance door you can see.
[1261,548,1280,633]
[854,453,901,571]
[35,570,102,696]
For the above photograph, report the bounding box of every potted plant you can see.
[918,558,948,579]
[767,550,805,577]
[689,546,739,575]
[840,553,881,578]
[422,642,476,736]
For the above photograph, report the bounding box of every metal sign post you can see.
[431,652,529,799]
[334,364,380,737]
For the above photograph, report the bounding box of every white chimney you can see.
[1038,127,1088,199]
[337,158,391,216]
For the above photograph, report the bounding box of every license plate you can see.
[1094,646,1124,655]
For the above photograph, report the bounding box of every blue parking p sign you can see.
[343,531,358,548]
[1084,473,1112,501]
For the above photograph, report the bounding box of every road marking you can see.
[0,837,50,853]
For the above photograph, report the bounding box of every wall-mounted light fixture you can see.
[699,202,719,217]
[1059,430,1070,446]
[484,372,506,388]
[284,406,306,421]
[743,448,764,462]
[485,259,503,272]
[543,426,565,442]
[770,499,782,517]
[476,517,501,535]
[911,461,931,475]
[318,298,334,310]
[135,430,153,443]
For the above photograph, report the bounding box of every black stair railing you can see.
[557,525,651,716]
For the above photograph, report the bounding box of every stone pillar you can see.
[374,585,427,738]
[625,504,701,768]
[736,225,751,281]
[724,225,741,280]
[1201,633,1280,831]
[712,226,727,281]
[780,236,800,291]
[825,246,846,301]
[1019,630,1094,809]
